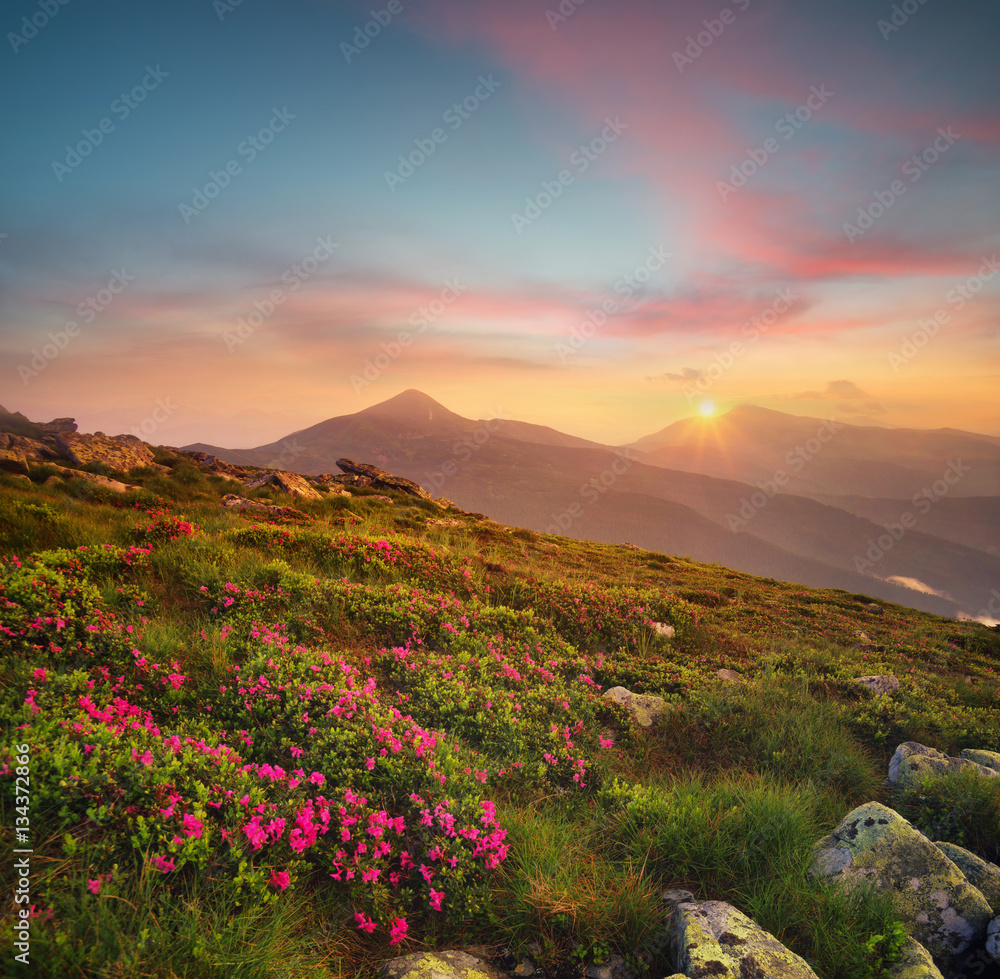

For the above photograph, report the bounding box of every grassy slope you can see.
[0,457,998,979]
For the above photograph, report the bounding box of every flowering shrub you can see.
[132,513,200,544]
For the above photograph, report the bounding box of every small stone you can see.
[854,675,900,696]
[603,686,667,727]
[715,669,743,684]
[650,621,675,639]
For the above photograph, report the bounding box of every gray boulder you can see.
[812,802,993,969]
[855,675,900,696]
[888,742,998,794]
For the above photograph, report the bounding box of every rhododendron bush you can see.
[1,528,686,954]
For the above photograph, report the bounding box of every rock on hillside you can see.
[336,458,433,500]
[888,742,999,794]
[55,431,154,470]
[663,890,819,978]
[813,802,994,969]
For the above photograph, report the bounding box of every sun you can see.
[698,401,716,417]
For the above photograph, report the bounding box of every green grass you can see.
[1,453,999,978]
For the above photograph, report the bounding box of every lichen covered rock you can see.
[382,951,500,979]
[888,937,944,979]
[934,842,1000,911]
[812,802,993,968]
[668,898,819,978]
[888,742,998,794]
[602,686,666,727]
[961,748,1000,773]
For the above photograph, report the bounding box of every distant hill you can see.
[186,391,1000,621]
[627,405,1000,499]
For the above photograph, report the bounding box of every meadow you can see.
[2,454,999,979]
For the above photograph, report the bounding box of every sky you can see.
[1,0,998,447]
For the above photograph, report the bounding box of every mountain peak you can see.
[357,389,467,426]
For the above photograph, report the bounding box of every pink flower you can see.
[429,888,444,911]
[269,869,290,891]
[389,917,408,945]
[32,667,47,682]
[182,814,203,839]
[354,912,377,934]
[365,757,375,771]
[150,855,176,873]
[87,877,102,895]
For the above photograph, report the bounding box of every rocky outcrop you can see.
[855,675,900,695]
[812,802,994,969]
[42,417,78,434]
[242,470,322,500]
[888,743,999,794]
[55,432,154,471]
[0,432,59,473]
[336,458,432,500]
[602,686,666,727]
[663,890,819,978]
